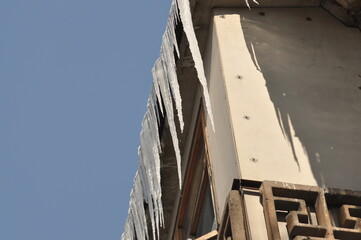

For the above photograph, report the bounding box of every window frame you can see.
[173,105,218,240]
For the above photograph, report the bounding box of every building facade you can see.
[123,0,361,239]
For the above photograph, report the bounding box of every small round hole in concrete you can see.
[305,17,312,21]
[236,75,242,80]
[259,12,265,16]
[358,86,361,90]
[243,115,250,120]
[250,158,258,163]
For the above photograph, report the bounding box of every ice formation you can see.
[245,0,260,10]
[122,0,215,239]
[176,0,215,130]
[122,91,164,240]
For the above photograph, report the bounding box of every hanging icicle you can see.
[176,0,215,131]
[122,0,216,239]
[244,0,259,10]
[123,90,165,240]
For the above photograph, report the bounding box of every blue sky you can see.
[0,0,171,239]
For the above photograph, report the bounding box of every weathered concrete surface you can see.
[213,7,361,190]
[217,191,248,240]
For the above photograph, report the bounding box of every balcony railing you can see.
[217,180,361,240]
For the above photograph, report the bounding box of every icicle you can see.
[244,0,260,10]
[176,0,215,131]
[122,0,219,239]
[168,1,180,59]
[122,93,165,240]
[153,59,182,189]
[139,99,164,240]
[122,173,149,240]
[160,33,184,132]
[152,71,164,117]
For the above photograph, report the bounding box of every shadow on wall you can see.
[240,8,361,189]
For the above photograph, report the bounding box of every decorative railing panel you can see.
[218,180,361,240]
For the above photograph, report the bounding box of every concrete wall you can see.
[207,7,361,239]
[203,20,241,220]
[213,7,361,190]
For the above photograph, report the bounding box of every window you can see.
[174,109,217,240]
[192,173,216,238]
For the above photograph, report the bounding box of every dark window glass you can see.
[195,182,216,238]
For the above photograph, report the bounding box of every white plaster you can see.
[213,10,318,186]
[203,20,241,219]
[212,8,361,236]
[213,7,361,190]
[243,193,268,239]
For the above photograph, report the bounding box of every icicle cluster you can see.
[122,89,165,240]
[176,0,214,131]
[122,0,215,239]
[245,0,260,10]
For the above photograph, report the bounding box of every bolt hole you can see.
[250,158,258,163]
[259,12,265,16]
[243,115,250,120]
[305,17,312,21]
[236,75,242,80]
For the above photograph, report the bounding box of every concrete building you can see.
[123,0,361,239]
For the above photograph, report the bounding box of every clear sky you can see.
[0,0,172,239]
